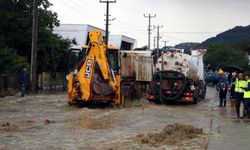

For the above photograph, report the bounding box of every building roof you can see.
[54,24,136,50]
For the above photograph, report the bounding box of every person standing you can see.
[18,67,28,97]
[217,70,229,107]
[234,73,247,118]
[229,72,237,107]
[243,74,250,118]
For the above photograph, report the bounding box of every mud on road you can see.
[0,88,218,150]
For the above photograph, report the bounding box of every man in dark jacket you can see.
[217,70,229,107]
[18,67,28,97]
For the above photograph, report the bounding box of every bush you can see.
[0,47,29,74]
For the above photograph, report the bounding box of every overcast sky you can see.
[49,0,250,48]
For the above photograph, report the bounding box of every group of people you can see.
[217,69,250,119]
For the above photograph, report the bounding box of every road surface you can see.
[0,86,249,150]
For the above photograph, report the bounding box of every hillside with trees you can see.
[202,25,250,70]
[202,25,250,47]
[174,42,201,54]
[204,44,249,70]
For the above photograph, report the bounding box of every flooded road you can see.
[0,87,249,150]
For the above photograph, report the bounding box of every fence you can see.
[38,72,66,91]
[0,74,18,91]
[0,72,66,92]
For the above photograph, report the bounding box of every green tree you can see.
[0,0,72,74]
[0,48,29,74]
[204,44,249,69]
[232,39,250,52]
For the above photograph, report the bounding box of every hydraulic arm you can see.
[67,30,123,106]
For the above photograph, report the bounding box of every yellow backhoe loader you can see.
[67,30,124,106]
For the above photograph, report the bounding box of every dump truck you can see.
[120,50,154,99]
[67,30,124,106]
[147,50,206,104]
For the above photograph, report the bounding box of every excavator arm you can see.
[68,30,120,104]
[90,31,117,91]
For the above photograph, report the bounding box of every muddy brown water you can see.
[0,87,249,150]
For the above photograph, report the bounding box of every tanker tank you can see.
[155,51,199,79]
[147,50,206,104]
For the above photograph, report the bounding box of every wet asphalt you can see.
[207,87,250,150]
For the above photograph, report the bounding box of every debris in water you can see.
[136,123,203,147]
[44,119,56,124]
[0,122,21,132]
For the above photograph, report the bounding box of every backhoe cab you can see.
[67,30,124,106]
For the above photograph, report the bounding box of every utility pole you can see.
[163,40,168,51]
[144,14,156,50]
[100,0,116,48]
[154,25,163,58]
[31,0,38,91]
[153,36,157,49]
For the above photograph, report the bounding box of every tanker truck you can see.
[146,50,206,104]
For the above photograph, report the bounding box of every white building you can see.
[109,35,136,50]
[54,24,136,50]
[53,24,105,49]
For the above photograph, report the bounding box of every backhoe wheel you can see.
[201,86,207,99]
[121,92,125,107]
[68,100,75,105]
[68,101,73,105]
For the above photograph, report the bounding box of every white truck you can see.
[147,50,206,104]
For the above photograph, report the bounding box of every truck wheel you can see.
[201,87,206,99]
[68,101,73,105]
[201,84,206,99]
[193,96,198,104]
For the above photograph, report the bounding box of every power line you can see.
[162,31,221,34]
[59,0,101,21]
[111,3,145,22]
[144,14,156,50]
[69,0,100,15]
[112,22,147,31]
[115,19,146,28]
[69,0,146,28]
[56,0,147,37]
[162,34,185,43]
[118,0,146,15]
